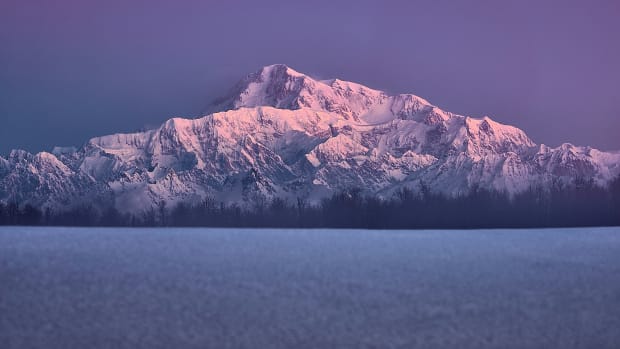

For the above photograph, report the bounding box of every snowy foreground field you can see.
[1,227,619,349]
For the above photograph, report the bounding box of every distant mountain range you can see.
[2,64,619,213]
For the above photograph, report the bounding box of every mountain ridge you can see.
[1,64,619,213]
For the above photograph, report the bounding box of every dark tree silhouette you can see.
[1,175,619,229]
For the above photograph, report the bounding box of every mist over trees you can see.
[1,176,619,229]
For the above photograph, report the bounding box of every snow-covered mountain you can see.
[2,64,619,213]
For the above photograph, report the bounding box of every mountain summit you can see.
[1,65,619,212]
[210,64,391,121]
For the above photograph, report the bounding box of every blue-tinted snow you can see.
[1,227,619,348]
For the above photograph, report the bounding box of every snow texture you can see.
[1,226,620,349]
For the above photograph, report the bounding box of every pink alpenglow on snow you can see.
[1,65,619,213]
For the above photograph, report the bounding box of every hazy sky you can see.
[1,0,619,154]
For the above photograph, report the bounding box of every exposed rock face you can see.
[2,64,619,213]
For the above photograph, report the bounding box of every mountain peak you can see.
[2,65,619,212]
[209,64,390,121]
[207,63,311,114]
[259,64,304,78]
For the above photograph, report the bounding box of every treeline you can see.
[1,177,619,229]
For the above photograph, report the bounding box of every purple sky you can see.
[1,0,619,154]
